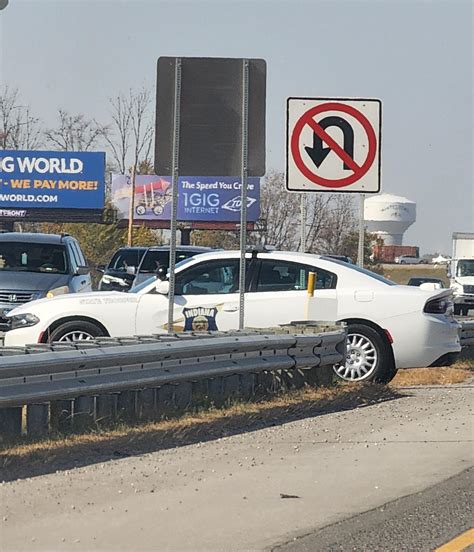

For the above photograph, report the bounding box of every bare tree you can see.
[250,171,301,249]
[45,110,105,151]
[102,87,154,174]
[306,194,356,254]
[0,86,42,149]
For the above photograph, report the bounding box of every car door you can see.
[135,258,245,333]
[244,258,338,328]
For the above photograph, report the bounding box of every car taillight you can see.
[424,296,453,314]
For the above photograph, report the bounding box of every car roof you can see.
[145,245,215,252]
[114,246,149,252]
[0,232,67,244]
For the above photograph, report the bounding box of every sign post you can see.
[358,193,365,267]
[239,59,250,330]
[167,58,182,333]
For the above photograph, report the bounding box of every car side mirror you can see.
[96,264,105,273]
[155,280,170,294]
[75,266,89,276]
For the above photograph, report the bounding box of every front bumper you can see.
[453,295,474,306]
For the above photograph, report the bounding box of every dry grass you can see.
[382,264,449,286]
[391,355,473,386]
[0,383,399,481]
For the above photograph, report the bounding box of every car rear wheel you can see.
[333,324,396,384]
[46,320,106,343]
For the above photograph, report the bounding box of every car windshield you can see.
[0,242,68,274]
[129,256,196,293]
[108,249,145,272]
[322,257,397,285]
[138,250,200,273]
[457,259,474,277]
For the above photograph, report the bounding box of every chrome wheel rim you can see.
[58,330,94,342]
[334,333,378,381]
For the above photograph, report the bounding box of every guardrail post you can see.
[137,389,156,420]
[73,396,95,431]
[156,384,175,419]
[95,395,116,426]
[0,407,22,439]
[223,374,240,403]
[208,376,224,407]
[174,382,192,411]
[282,368,306,390]
[50,400,73,432]
[26,404,49,437]
[239,373,255,400]
[255,371,275,397]
[117,390,137,421]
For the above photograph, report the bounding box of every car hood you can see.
[5,290,130,316]
[0,271,70,293]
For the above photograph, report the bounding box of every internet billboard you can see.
[111,175,260,223]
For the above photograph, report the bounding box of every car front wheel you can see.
[46,320,106,343]
[333,324,397,384]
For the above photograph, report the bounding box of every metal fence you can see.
[0,325,346,439]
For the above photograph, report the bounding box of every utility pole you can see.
[127,164,136,247]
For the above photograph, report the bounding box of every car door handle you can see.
[222,304,238,312]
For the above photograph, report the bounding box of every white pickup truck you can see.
[450,232,474,316]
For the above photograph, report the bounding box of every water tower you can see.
[364,194,416,246]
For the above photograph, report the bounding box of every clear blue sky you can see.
[1,0,472,254]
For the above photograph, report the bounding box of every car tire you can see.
[46,320,106,343]
[333,324,396,384]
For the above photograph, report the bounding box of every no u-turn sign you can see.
[286,97,382,193]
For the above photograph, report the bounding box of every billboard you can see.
[111,174,260,223]
[0,150,105,218]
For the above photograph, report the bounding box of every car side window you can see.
[67,241,79,272]
[72,240,87,266]
[256,260,337,292]
[175,260,240,295]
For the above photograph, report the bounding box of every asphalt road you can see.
[274,468,473,552]
[1,382,472,551]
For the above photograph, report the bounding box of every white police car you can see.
[4,249,461,383]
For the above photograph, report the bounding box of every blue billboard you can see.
[111,175,260,222]
[0,150,105,210]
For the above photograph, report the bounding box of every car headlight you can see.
[46,285,70,298]
[10,313,40,330]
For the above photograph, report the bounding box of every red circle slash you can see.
[290,102,377,188]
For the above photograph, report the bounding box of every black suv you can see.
[98,245,215,292]
[0,232,91,329]
[97,247,148,291]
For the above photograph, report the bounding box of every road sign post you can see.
[239,59,250,330]
[167,59,182,333]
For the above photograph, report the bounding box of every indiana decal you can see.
[182,306,218,331]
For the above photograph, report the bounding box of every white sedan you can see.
[4,250,461,383]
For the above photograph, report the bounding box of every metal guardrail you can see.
[460,320,474,347]
[0,328,346,409]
